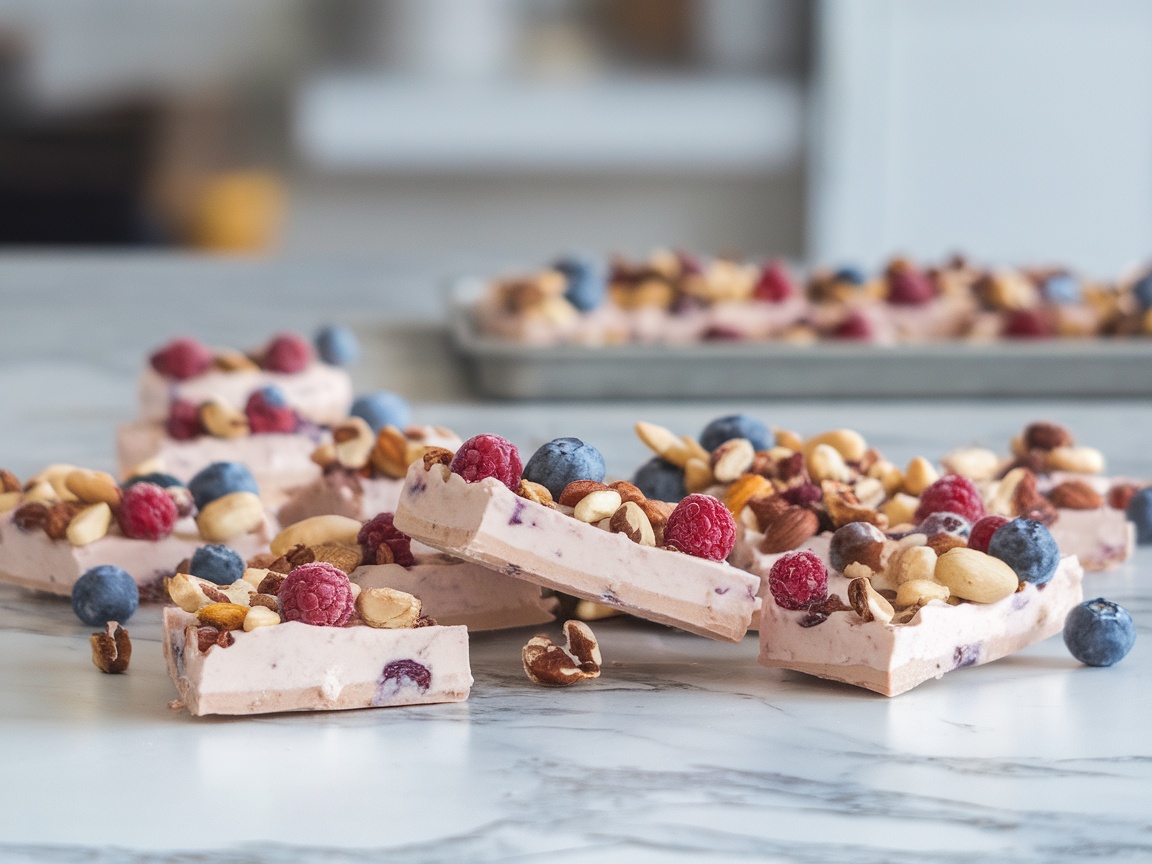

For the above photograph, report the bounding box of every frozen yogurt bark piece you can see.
[163,608,471,716]
[393,436,759,642]
[140,333,353,425]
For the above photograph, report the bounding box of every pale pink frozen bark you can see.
[393,463,759,642]
[0,514,274,596]
[116,421,325,506]
[163,608,471,716]
[137,362,352,425]
[758,556,1084,697]
[351,547,557,631]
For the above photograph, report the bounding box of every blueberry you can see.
[699,414,773,452]
[833,266,866,285]
[555,257,607,312]
[351,392,412,433]
[1042,274,1081,305]
[189,544,245,585]
[1063,598,1136,666]
[188,462,259,511]
[987,518,1060,585]
[71,565,139,626]
[523,437,606,499]
[315,325,360,366]
[254,385,288,408]
[1125,487,1152,544]
[1133,271,1152,310]
[123,472,183,490]
[917,511,971,538]
[632,457,686,502]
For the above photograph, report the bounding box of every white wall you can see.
[810,0,1152,275]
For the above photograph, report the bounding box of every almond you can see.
[66,502,112,546]
[637,498,674,545]
[12,501,49,532]
[934,548,1018,603]
[370,425,410,478]
[64,469,122,506]
[608,501,656,546]
[683,457,714,492]
[0,469,21,493]
[759,506,819,554]
[748,494,792,533]
[558,480,609,508]
[1047,480,1103,510]
[609,480,645,504]
[310,542,363,574]
[824,490,884,530]
[1107,483,1140,511]
[45,501,83,540]
[1022,421,1073,451]
[926,534,966,555]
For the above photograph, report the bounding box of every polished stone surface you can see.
[0,257,1149,862]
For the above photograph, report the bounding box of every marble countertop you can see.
[1,256,1149,862]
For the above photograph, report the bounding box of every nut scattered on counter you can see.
[90,622,132,674]
[522,620,602,686]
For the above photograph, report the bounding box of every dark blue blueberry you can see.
[1063,598,1136,666]
[1133,271,1152,310]
[917,511,971,538]
[1125,487,1152,544]
[555,257,607,312]
[188,462,259,511]
[351,392,412,433]
[71,565,139,626]
[255,385,288,408]
[315,325,360,366]
[833,266,867,285]
[522,437,606,499]
[632,457,686,502]
[123,472,183,490]
[189,544,245,585]
[1042,274,1081,305]
[699,414,773,452]
[987,518,1060,585]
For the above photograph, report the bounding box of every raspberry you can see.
[166,400,202,440]
[663,494,736,561]
[262,333,313,373]
[768,549,828,610]
[753,260,795,302]
[279,562,355,626]
[968,515,1010,553]
[1003,309,1054,339]
[150,337,213,380]
[358,512,415,567]
[915,475,986,524]
[781,483,821,508]
[116,482,179,540]
[450,434,523,490]
[245,387,299,434]
[887,268,935,305]
[831,310,873,340]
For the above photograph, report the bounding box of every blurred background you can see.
[0,0,1149,273]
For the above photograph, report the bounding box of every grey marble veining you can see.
[1,256,1150,862]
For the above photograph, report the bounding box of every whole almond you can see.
[196,602,249,631]
[1022,421,1073,451]
[710,438,755,483]
[748,494,792,533]
[1107,483,1140,511]
[12,501,50,532]
[609,501,656,546]
[573,489,622,523]
[0,469,20,493]
[759,506,820,554]
[64,469,122,506]
[558,480,609,508]
[311,542,364,574]
[370,425,410,478]
[1047,480,1103,510]
[609,480,645,504]
[934,548,1018,603]
[66,502,112,546]
[90,622,132,674]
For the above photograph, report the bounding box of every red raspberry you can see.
[781,483,821,508]
[753,260,795,302]
[150,338,213,380]
[887,268,935,305]
[768,549,829,610]
[166,400,202,440]
[1003,309,1054,339]
[262,333,313,373]
[358,512,415,567]
[915,475,986,524]
[663,493,736,561]
[831,310,873,340]
[117,482,179,540]
[968,515,1010,553]
[279,562,355,627]
[244,390,299,434]
[450,434,523,490]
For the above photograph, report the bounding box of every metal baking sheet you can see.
[449,280,1152,399]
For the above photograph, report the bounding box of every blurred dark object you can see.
[0,104,167,246]
[591,0,694,67]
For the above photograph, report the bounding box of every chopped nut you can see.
[44,502,83,540]
[608,480,645,504]
[637,498,674,545]
[895,579,950,609]
[634,421,692,467]
[573,600,624,621]
[926,534,967,555]
[824,489,884,530]
[285,544,316,567]
[773,428,804,452]
[847,577,895,624]
[710,438,755,483]
[723,473,774,517]
[167,573,213,612]
[422,447,455,469]
[1045,445,1105,475]
[804,429,868,463]
[270,514,361,556]
[558,480,609,507]
[311,442,337,468]
[257,572,286,595]
[808,444,850,483]
[573,489,623,523]
[356,586,422,628]
[310,542,363,574]
[0,469,21,493]
[939,447,1001,481]
[608,501,656,546]
[196,602,249,631]
[882,493,919,527]
[66,502,113,546]
[333,417,376,470]
[747,494,792,533]
[243,605,281,631]
[518,479,555,508]
[199,398,249,438]
[522,620,602,686]
[12,501,49,533]
[903,456,939,496]
[64,469,122,506]
[683,456,714,492]
[891,545,938,584]
[248,592,279,611]
[1022,421,1073,452]
[90,622,131,674]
